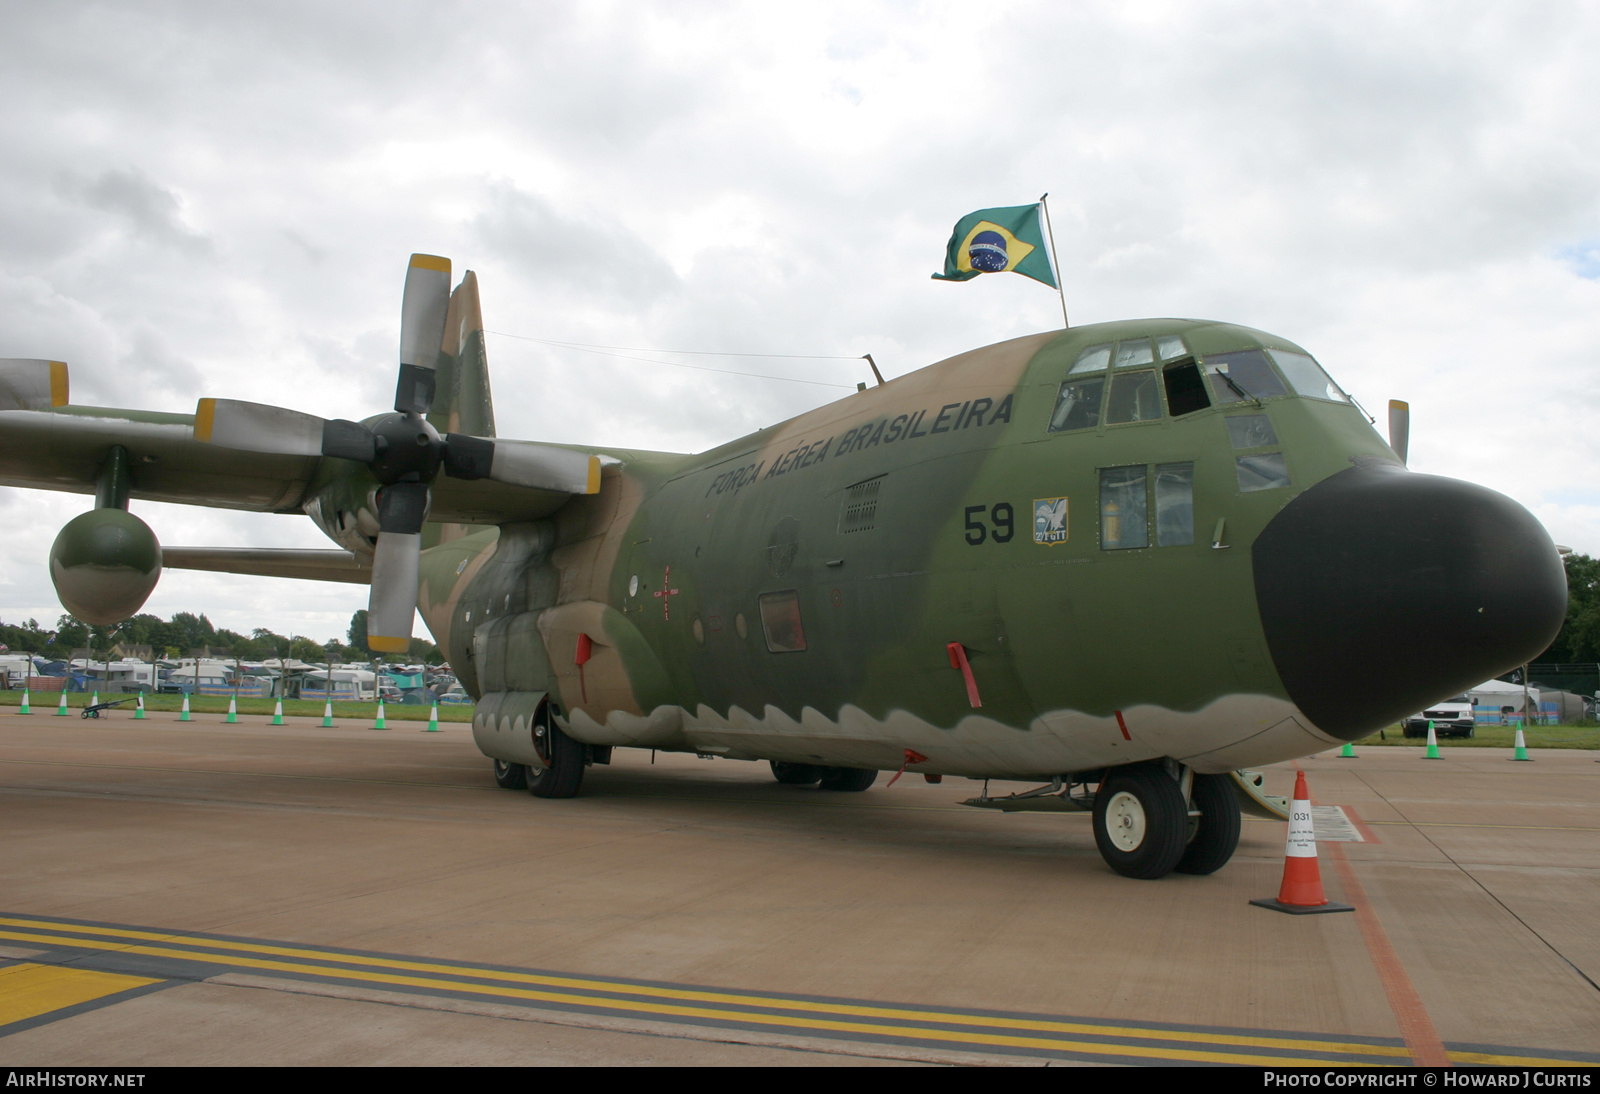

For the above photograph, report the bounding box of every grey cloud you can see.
[54,168,213,256]
[472,182,679,305]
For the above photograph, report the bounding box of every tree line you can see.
[0,609,441,664]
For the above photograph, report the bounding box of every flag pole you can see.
[1038,193,1068,329]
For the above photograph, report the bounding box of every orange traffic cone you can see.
[1251,770,1354,915]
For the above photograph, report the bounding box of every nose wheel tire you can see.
[492,759,528,790]
[771,761,826,785]
[1173,772,1242,875]
[1093,766,1188,879]
[528,715,585,799]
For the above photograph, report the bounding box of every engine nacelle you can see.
[49,509,162,625]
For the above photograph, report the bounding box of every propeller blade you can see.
[395,253,451,415]
[443,435,602,494]
[365,481,429,653]
[321,418,378,463]
[194,398,325,456]
[0,359,68,411]
[1388,399,1409,466]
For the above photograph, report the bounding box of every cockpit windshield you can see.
[1267,349,1350,404]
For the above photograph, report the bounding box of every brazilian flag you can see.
[932,203,1058,289]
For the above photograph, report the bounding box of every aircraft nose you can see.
[1252,462,1567,741]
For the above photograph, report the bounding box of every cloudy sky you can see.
[2,1,1598,646]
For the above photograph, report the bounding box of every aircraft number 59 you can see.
[964,503,1014,545]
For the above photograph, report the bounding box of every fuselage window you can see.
[1268,349,1350,404]
[1049,377,1105,432]
[1224,414,1278,448]
[1236,452,1291,492]
[1203,349,1287,405]
[1163,357,1210,416]
[758,591,808,652]
[1105,369,1163,424]
[1099,466,1149,550]
[1154,463,1194,546]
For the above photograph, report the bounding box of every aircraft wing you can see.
[0,404,596,525]
[0,405,320,512]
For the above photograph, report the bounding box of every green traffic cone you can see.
[425,701,439,732]
[1339,741,1355,758]
[90,690,99,708]
[320,698,334,728]
[55,690,68,717]
[372,699,387,730]
[1423,720,1441,759]
[179,693,192,721]
[1511,724,1531,761]
[225,696,238,723]
[18,687,29,715]
[134,693,145,719]
[271,698,283,725]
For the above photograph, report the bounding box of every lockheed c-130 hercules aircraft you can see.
[0,254,1567,879]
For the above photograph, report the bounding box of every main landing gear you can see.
[770,761,878,792]
[490,703,586,799]
[1092,763,1240,879]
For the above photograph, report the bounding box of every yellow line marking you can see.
[1450,1050,1597,1067]
[0,962,159,1027]
[0,930,1372,1066]
[0,918,1406,1061]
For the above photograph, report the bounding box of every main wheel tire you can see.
[1092,766,1188,879]
[528,713,586,799]
[817,766,877,792]
[493,758,528,790]
[770,761,826,785]
[1173,773,1242,875]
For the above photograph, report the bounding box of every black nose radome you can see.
[1253,462,1567,741]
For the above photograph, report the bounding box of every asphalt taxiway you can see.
[1,710,1596,1066]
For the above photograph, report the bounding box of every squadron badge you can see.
[1033,497,1068,545]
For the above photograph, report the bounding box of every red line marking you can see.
[1309,785,1447,1065]
[1113,710,1131,740]
[1343,804,1381,844]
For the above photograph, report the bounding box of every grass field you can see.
[4,690,1596,746]
[0,690,473,723]
[1350,722,1600,750]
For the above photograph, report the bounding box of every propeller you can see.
[1388,399,1409,466]
[194,253,600,653]
[0,359,69,411]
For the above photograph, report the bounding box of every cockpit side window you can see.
[1105,369,1163,424]
[1049,377,1105,433]
[1114,339,1154,368]
[1068,344,1112,375]
[1203,350,1287,404]
[1163,357,1209,416]
[1268,349,1350,404]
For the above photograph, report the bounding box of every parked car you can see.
[1403,696,1475,738]
[439,686,471,705]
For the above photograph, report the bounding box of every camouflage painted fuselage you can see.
[422,317,1552,781]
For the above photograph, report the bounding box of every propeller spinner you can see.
[194,254,599,654]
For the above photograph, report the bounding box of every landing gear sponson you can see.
[491,727,1239,878]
